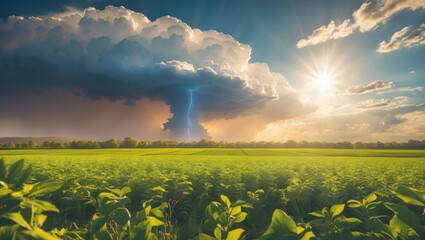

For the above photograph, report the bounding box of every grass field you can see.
[1,148,424,239]
[3,148,425,159]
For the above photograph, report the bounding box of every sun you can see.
[317,73,331,91]
[294,46,347,96]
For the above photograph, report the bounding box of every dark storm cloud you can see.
[0,6,308,141]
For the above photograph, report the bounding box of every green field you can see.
[1,148,425,239]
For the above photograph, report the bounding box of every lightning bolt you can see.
[187,89,193,141]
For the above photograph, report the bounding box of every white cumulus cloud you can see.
[378,24,425,53]
[345,80,394,95]
[297,0,425,48]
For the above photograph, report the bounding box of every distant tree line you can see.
[0,138,425,149]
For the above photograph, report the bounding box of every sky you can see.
[0,0,424,142]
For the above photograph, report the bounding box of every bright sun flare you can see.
[317,73,331,91]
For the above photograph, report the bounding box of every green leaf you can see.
[393,185,425,207]
[19,227,62,240]
[49,228,66,237]
[107,188,121,197]
[152,186,167,193]
[146,232,159,240]
[145,205,152,216]
[20,206,33,226]
[363,193,377,205]
[214,227,222,239]
[351,231,368,239]
[6,159,24,184]
[33,214,47,228]
[0,224,20,240]
[150,208,165,219]
[0,188,13,199]
[308,211,323,218]
[300,231,315,240]
[347,200,362,208]
[147,216,165,227]
[29,180,61,197]
[108,187,131,197]
[365,201,381,210]
[321,207,330,219]
[230,206,241,215]
[221,195,231,208]
[2,212,32,230]
[91,216,107,233]
[232,212,247,224]
[195,234,217,240]
[14,165,31,189]
[98,192,118,200]
[120,186,131,197]
[262,209,299,238]
[110,207,131,226]
[256,189,265,194]
[370,218,397,240]
[232,200,253,209]
[334,216,362,230]
[384,202,425,238]
[390,215,409,238]
[0,159,6,182]
[226,228,244,240]
[94,230,113,240]
[24,200,59,213]
[330,204,345,218]
[132,226,147,240]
